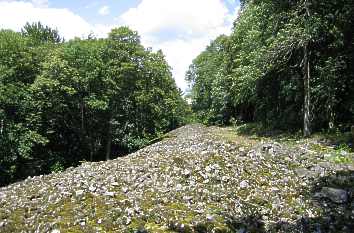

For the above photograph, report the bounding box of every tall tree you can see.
[187,0,354,134]
[1,24,188,186]
[21,22,63,45]
[0,30,47,184]
[303,0,311,137]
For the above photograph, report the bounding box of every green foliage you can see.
[187,0,354,132]
[50,161,65,173]
[330,155,353,164]
[122,135,151,152]
[335,143,352,153]
[0,29,48,185]
[186,35,233,125]
[324,143,353,164]
[21,22,63,45]
[0,24,189,186]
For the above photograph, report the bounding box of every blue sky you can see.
[0,0,240,91]
[49,0,141,25]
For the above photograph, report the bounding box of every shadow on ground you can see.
[222,170,354,233]
[235,123,353,148]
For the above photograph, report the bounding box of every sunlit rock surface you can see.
[0,124,353,232]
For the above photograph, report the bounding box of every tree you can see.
[31,27,188,164]
[1,24,188,186]
[0,30,47,185]
[21,22,63,45]
[186,35,232,124]
[187,0,354,134]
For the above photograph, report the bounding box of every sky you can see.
[0,0,240,91]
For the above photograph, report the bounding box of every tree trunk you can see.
[89,138,94,162]
[328,100,335,130]
[0,119,3,135]
[80,101,84,131]
[303,0,311,137]
[105,118,112,160]
[303,43,311,137]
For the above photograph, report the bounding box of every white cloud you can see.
[31,0,48,8]
[98,5,110,16]
[119,0,240,91]
[156,37,213,90]
[120,0,229,36]
[0,1,109,39]
[0,0,240,91]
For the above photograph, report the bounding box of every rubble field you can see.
[0,124,353,232]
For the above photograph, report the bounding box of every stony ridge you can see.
[0,124,353,232]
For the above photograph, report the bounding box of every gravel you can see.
[0,124,353,232]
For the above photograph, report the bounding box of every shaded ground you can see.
[0,124,353,232]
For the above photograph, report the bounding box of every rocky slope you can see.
[0,124,353,233]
